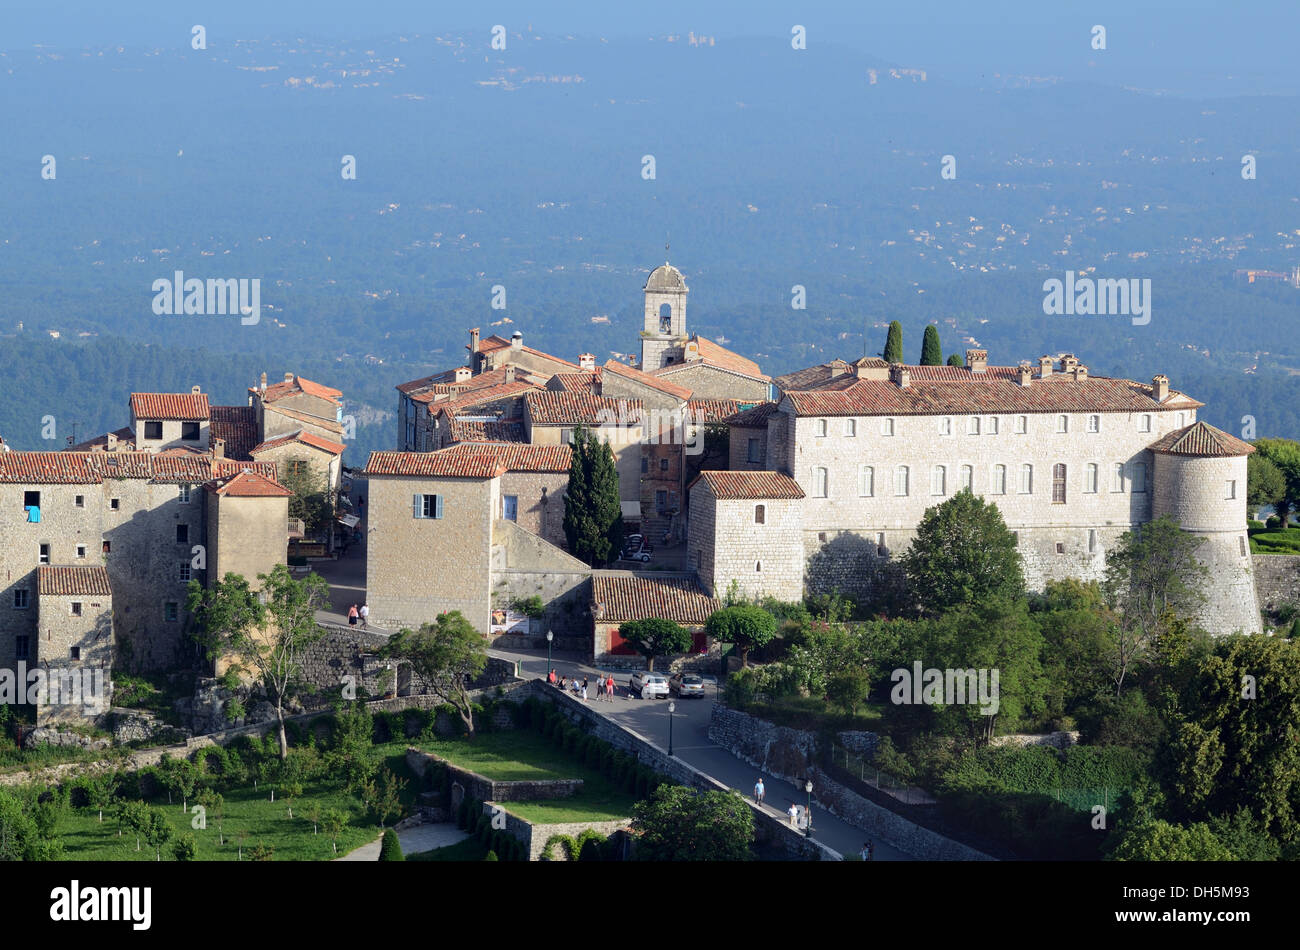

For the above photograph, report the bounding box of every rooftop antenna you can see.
[665,234,670,264]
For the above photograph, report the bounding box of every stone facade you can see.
[654,361,769,402]
[1253,554,1300,622]
[497,470,567,548]
[688,485,803,603]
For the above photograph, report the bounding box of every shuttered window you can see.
[413,494,444,519]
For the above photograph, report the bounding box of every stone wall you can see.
[480,802,630,861]
[989,731,1080,750]
[489,518,593,644]
[708,705,995,861]
[1253,554,1300,621]
[405,748,583,802]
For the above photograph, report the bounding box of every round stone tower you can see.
[1150,421,1260,635]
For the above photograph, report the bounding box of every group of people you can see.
[347,603,369,628]
[547,669,617,702]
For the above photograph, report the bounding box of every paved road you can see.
[492,645,914,861]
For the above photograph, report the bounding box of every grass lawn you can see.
[402,730,638,825]
[408,837,490,861]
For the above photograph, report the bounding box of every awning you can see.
[336,513,360,529]
[620,501,641,521]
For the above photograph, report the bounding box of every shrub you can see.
[379,829,404,861]
[724,667,760,707]
[484,850,499,861]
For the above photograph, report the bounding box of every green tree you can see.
[899,491,1025,616]
[1102,517,1208,692]
[617,617,692,671]
[197,788,225,845]
[140,804,172,861]
[1106,819,1234,861]
[705,605,778,668]
[0,788,61,861]
[279,458,335,540]
[172,833,198,861]
[880,320,903,364]
[562,425,625,566]
[1247,453,1287,521]
[1253,438,1300,525]
[185,572,265,675]
[117,799,148,852]
[380,610,488,736]
[826,668,871,715]
[946,353,965,367]
[322,808,349,855]
[158,756,199,812]
[919,324,943,365]
[379,828,405,861]
[631,785,754,861]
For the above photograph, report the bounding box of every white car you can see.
[628,672,670,699]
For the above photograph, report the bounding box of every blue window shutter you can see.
[412,494,422,518]
[434,494,444,519]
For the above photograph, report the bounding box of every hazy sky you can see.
[5,1,1298,97]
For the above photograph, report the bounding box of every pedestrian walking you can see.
[606,675,614,700]
[581,683,588,701]
[347,604,358,626]
[859,842,870,861]
[787,803,800,829]
[754,778,765,806]
[359,602,369,629]
[548,669,557,685]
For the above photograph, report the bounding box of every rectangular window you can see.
[75,494,85,508]
[70,647,81,661]
[144,420,163,440]
[858,465,874,497]
[164,602,179,622]
[1111,463,1125,492]
[178,484,191,503]
[76,545,86,559]
[1085,463,1098,493]
[815,419,828,437]
[181,421,200,441]
[503,495,518,522]
[747,438,761,463]
[987,417,999,435]
[1132,462,1148,493]
[882,418,895,437]
[960,465,973,492]
[110,498,120,511]
[71,602,82,617]
[992,465,1007,495]
[1226,479,1237,500]
[1140,415,1151,433]
[814,468,828,498]
[1019,465,1033,494]
[13,589,29,609]
[1015,416,1027,434]
[23,490,41,522]
[15,636,29,659]
[176,524,189,544]
[659,458,669,472]
[1056,415,1068,433]
[1055,542,1065,555]
[968,416,980,435]
[844,419,856,437]
[939,417,952,436]
[932,466,946,496]
[1052,464,1067,504]
[102,540,111,554]
[641,457,649,474]
[413,494,444,519]
[179,562,191,583]
[656,490,668,511]
[39,543,50,564]
[1088,415,1100,433]
[1089,529,1097,553]
[876,532,887,557]
[895,466,909,497]
[754,504,766,525]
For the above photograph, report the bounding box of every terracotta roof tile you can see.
[592,574,719,625]
[208,470,295,497]
[38,565,112,597]
[525,392,644,426]
[603,360,693,401]
[726,402,779,427]
[208,405,259,461]
[690,470,806,499]
[426,380,541,415]
[476,335,579,369]
[264,405,343,433]
[365,443,572,478]
[0,451,275,485]
[130,392,210,420]
[549,371,602,393]
[448,419,527,444]
[684,336,766,379]
[411,368,548,404]
[686,399,743,423]
[251,430,347,456]
[1149,421,1255,457]
[252,376,342,405]
[783,374,1202,417]
[67,427,136,452]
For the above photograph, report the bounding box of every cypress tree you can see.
[920,325,943,365]
[881,321,903,364]
[562,425,624,566]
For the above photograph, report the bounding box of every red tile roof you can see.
[690,470,806,499]
[686,399,743,423]
[549,371,602,393]
[426,380,540,415]
[251,430,347,456]
[448,419,527,444]
[208,470,295,497]
[1149,421,1255,457]
[252,376,343,405]
[476,334,580,369]
[38,565,112,597]
[525,392,644,426]
[592,574,719,625]
[263,405,343,433]
[366,443,572,479]
[208,405,259,461]
[67,427,136,452]
[130,392,210,421]
[411,368,548,404]
[0,451,275,485]
[782,374,1201,417]
[726,402,779,427]
[603,360,693,401]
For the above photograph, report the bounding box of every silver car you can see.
[669,673,706,698]
[629,672,670,699]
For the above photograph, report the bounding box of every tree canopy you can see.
[705,605,778,667]
[562,425,625,566]
[920,324,943,365]
[380,610,488,736]
[631,785,754,861]
[616,617,692,671]
[881,320,903,363]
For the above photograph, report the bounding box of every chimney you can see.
[1152,374,1169,402]
[260,372,267,391]
[578,353,595,371]
[966,349,988,374]
[284,372,294,384]
[105,431,117,450]
[504,366,516,384]
[1038,355,1054,378]
[829,359,848,379]
[191,384,201,395]
[454,366,472,383]
[1061,354,1079,373]
[469,327,480,355]
[1018,363,1033,387]
[511,331,523,353]
[212,437,225,460]
[1072,364,1088,382]
[889,363,910,388]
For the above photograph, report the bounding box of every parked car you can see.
[669,672,706,698]
[622,537,654,562]
[629,672,670,699]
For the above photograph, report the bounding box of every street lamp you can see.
[804,780,814,836]
[668,701,676,756]
[546,631,554,680]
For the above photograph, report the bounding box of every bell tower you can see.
[640,252,688,370]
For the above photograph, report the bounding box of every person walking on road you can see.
[548,669,557,685]
[754,778,765,806]
[606,675,614,700]
[347,604,358,626]
[787,803,800,829]
[359,602,369,629]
